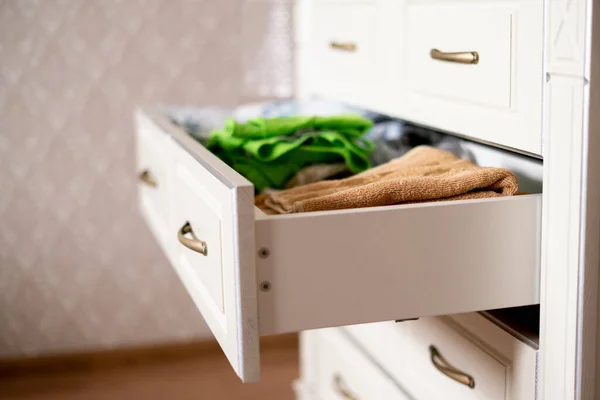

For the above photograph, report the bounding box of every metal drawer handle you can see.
[330,41,357,52]
[430,48,479,64]
[138,170,157,187]
[333,374,359,400]
[429,345,475,389]
[178,222,208,256]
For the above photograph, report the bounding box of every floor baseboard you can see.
[0,333,298,378]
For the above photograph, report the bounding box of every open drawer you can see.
[134,107,542,382]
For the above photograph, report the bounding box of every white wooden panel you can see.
[406,318,506,400]
[310,1,382,110]
[585,1,600,398]
[135,111,172,259]
[448,313,538,400]
[292,379,319,400]
[386,0,543,154]
[256,194,541,335]
[538,0,596,397]
[316,328,411,400]
[294,0,313,46]
[345,312,537,400]
[344,318,505,400]
[406,4,512,108]
[539,74,585,400]
[143,109,260,383]
[171,156,225,313]
[299,330,321,391]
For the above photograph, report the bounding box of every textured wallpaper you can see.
[0,0,292,358]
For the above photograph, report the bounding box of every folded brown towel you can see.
[285,163,350,189]
[256,145,519,214]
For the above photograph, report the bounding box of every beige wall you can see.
[0,0,292,358]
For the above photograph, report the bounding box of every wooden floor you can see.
[0,340,299,400]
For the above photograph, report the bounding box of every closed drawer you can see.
[407,5,511,109]
[135,108,542,383]
[135,113,171,257]
[345,314,538,399]
[400,0,543,155]
[346,318,505,399]
[316,328,410,400]
[311,1,379,108]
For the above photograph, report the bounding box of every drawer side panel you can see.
[256,195,541,335]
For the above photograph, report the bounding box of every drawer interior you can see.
[481,305,540,350]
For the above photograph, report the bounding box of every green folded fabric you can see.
[223,115,373,139]
[207,114,374,191]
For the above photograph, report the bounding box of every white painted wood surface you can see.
[586,2,600,398]
[316,328,411,400]
[343,318,505,400]
[255,194,541,335]
[142,109,260,383]
[302,0,544,154]
[310,1,383,111]
[400,0,544,155]
[292,380,319,400]
[406,3,513,109]
[135,112,172,261]
[448,313,538,400]
[344,313,538,400]
[538,0,600,399]
[170,144,226,313]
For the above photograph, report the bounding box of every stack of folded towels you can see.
[255,145,520,214]
[206,114,520,215]
[206,114,375,192]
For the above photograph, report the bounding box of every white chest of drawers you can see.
[135,0,600,397]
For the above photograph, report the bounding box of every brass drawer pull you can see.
[330,41,357,52]
[430,48,479,64]
[178,222,208,256]
[429,345,475,388]
[138,170,157,187]
[333,374,359,400]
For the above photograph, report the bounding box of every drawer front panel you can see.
[401,0,543,154]
[135,112,171,256]
[316,329,411,400]
[137,110,260,383]
[312,2,379,105]
[407,5,512,108]
[171,157,225,312]
[345,318,506,400]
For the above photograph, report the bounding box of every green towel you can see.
[223,115,373,139]
[207,114,374,191]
